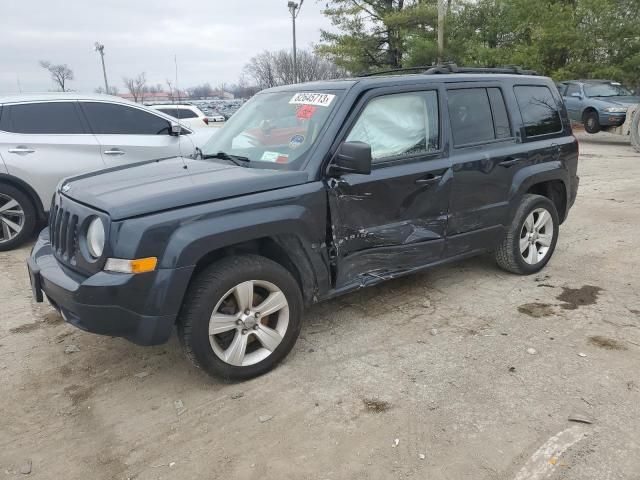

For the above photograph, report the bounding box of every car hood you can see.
[60,156,309,220]
[593,96,640,106]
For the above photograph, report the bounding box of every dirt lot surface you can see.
[1,132,639,480]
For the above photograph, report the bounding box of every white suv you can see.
[0,93,199,250]
[150,104,215,129]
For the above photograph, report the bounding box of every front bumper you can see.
[28,229,193,346]
[599,112,626,126]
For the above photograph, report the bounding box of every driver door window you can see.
[345,91,439,163]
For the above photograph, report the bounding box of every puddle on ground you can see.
[363,398,391,413]
[9,322,43,334]
[518,303,554,318]
[557,285,603,310]
[588,335,627,351]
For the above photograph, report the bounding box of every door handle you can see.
[499,157,525,168]
[8,147,35,155]
[104,149,125,156]
[415,174,442,186]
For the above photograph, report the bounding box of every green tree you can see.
[445,0,640,83]
[317,0,640,87]
[316,1,439,74]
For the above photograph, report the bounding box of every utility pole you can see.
[94,42,110,94]
[437,0,445,64]
[287,0,304,83]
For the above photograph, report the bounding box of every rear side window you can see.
[157,108,199,119]
[0,102,85,134]
[448,87,511,146]
[514,86,562,137]
[346,91,439,163]
[565,84,581,97]
[487,88,511,139]
[81,102,171,135]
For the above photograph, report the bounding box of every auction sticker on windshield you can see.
[261,151,289,163]
[289,93,336,107]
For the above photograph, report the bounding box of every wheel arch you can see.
[581,106,598,122]
[511,165,569,224]
[0,173,47,221]
[525,180,568,224]
[187,234,320,307]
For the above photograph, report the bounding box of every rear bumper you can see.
[28,229,193,346]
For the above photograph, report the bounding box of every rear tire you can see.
[495,194,559,275]
[0,183,36,252]
[177,254,303,381]
[584,110,601,134]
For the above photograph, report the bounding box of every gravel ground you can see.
[1,132,639,480]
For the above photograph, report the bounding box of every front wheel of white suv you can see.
[0,184,36,252]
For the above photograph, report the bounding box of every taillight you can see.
[203,117,209,125]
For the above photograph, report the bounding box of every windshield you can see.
[201,90,342,169]
[584,82,633,97]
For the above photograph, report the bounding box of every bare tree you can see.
[39,60,74,91]
[244,49,344,89]
[186,83,213,99]
[166,79,174,102]
[94,86,119,95]
[229,74,261,99]
[244,51,278,89]
[123,72,147,103]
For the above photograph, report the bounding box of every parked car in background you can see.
[0,93,199,250]
[558,80,639,133]
[150,104,213,129]
[206,113,226,123]
[28,67,579,380]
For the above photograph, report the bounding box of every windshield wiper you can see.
[201,151,250,167]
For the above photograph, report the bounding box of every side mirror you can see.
[329,141,372,175]
[170,121,182,136]
[571,93,582,99]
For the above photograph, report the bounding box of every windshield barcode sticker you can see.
[289,93,335,107]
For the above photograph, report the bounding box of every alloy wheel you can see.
[520,207,554,265]
[0,193,25,243]
[208,280,289,367]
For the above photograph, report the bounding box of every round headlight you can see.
[86,217,105,258]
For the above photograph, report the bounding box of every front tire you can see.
[495,194,559,275]
[584,110,601,134]
[178,255,303,381]
[0,184,36,252]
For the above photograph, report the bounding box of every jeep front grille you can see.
[49,204,79,263]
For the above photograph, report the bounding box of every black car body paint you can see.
[28,73,579,345]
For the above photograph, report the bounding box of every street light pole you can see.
[437,0,445,64]
[94,42,110,94]
[287,0,304,83]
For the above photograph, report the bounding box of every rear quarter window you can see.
[448,87,512,146]
[514,85,562,137]
[157,108,199,119]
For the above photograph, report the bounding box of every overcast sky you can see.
[0,0,333,94]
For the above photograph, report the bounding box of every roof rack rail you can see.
[358,66,434,77]
[358,63,538,77]
[423,63,538,75]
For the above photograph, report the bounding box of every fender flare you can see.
[509,161,569,220]
[0,173,47,220]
